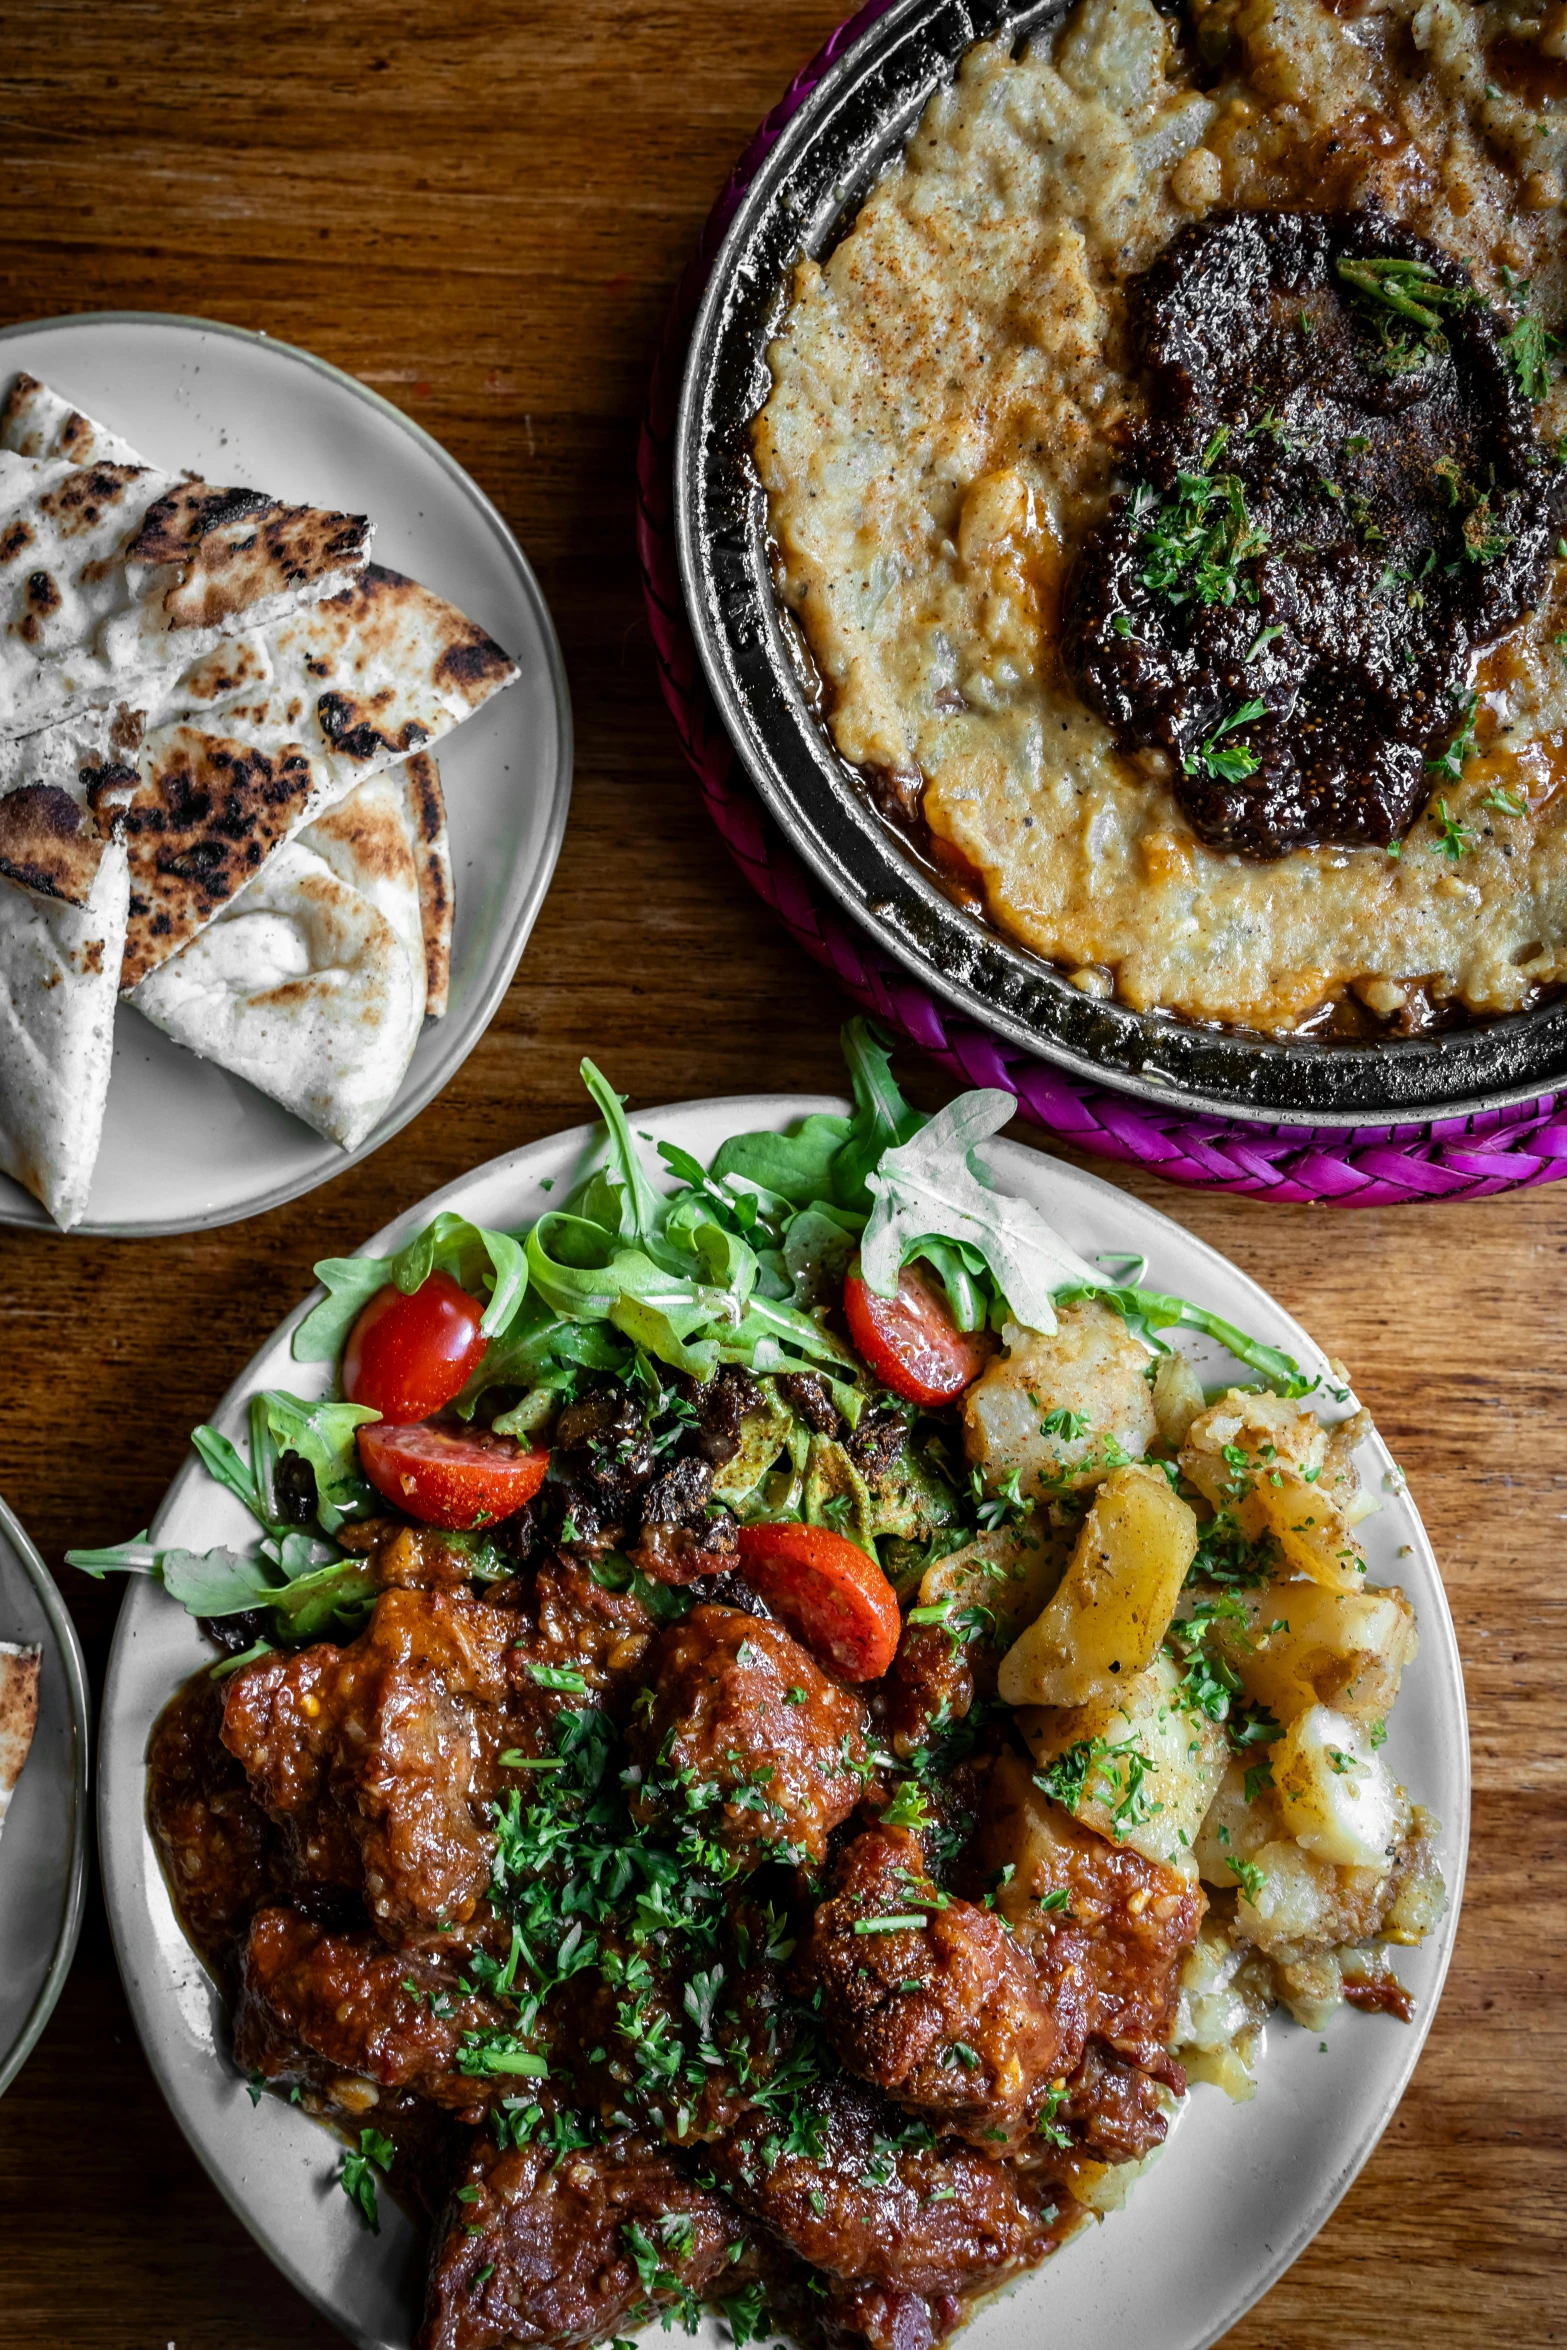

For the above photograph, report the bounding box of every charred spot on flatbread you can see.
[0,520,34,565]
[13,569,62,645]
[316,688,431,764]
[111,727,322,990]
[129,482,373,635]
[38,462,144,537]
[0,372,44,446]
[174,636,271,710]
[317,564,518,708]
[0,781,104,901]
[434,633,516,693]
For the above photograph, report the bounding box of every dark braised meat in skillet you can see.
[1065,207,1566,856]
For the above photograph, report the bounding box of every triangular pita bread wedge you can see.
[0,1640,42,1842]
[0,843,128,1228]
[109,565,515,989]
[130,768,426,1151]
[0,370,372,738]
[387,749,451,1016]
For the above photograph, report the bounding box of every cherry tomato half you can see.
[842,1258,993,1407]
[343,1272,489,1423]
[734,1521,901,1682]
[358,1421,549,1530]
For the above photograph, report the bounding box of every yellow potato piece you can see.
[918,1523,1063,1644]
[997,1463,1198,1708]
[1271,1704,1399,1871]
[1252,1467,1366,1592]
[1218,1579,1417,1724]
[1017,1651,1226,1872]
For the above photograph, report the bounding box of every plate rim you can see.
[98,1096,1471,2347]
[0,306,575,1240]
[671,0,1567,1129]
[0,1491,91,2099]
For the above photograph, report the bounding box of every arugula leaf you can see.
[159,1546,281,1616]
[859,1089,1101,1331]
[711,1113,853,1207]
[579,1058,666,1245]
[1054,1278,1311,1395]
[830,1018,927,1208]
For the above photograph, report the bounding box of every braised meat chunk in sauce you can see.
[627,1605,869,1870]
[422,2132,742,2350]
[801,1827,1067,2145]
[1065,207,1565,857]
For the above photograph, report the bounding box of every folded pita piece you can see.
[132,758,437,1150]
[0,846,127,1229]
[0,371,372,739]
[0,1639,42,1846]
[394,749,453,1017]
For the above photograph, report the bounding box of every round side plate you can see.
[0,1494,90,2097]
[0,310,573,1236]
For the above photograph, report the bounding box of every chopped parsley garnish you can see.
[1502,307,1559,403]
[1135,432,1268,610]
[1430,798,1474,860]
[1041,1406,1090,1441]
[527,1662,589,1693]
[1229,1855,1268,1903]
[1425,692,1479,783]
[1483,784,1527,818]
[1184,698,1268,787]
[338,2128,395,2232]
[1035,1735,1160,1836]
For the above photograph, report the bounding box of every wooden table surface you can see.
[0,3,1561,2343]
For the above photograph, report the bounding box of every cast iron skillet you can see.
[674,0,1567,1126]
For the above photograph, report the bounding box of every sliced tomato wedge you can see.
[842,1258,993,1407]
[734,1521,901,1682]
[343,1272,489,1423]
[358,1421,548,1530]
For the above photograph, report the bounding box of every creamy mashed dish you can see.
[755,0,1567,1033]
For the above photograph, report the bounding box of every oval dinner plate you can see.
[0,311,573,1237]
[100,1100,1469,2350]
[0,1494,89,2097]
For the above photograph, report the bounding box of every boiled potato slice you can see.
[917,1523,1062,1645]
[1151,1350,1205,1447]
[1271,1704,1398,1870]
[1253,1469,1365,1592]
[1016,1650,1226,1872]
[1214,1578,1417,1724]
[997,1463,1197,1708]
[1179,1388,1366,1592]
[962,1299,1156,1500]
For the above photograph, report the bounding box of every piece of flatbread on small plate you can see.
[130,757,436,1151]
[0,371,372,739]
[0,845,128,1229]
[0,1640,42,1845]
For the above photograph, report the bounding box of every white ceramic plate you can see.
[0,311,573,1237]
[98,1101,1469,2350]
[0,1495,89,2096]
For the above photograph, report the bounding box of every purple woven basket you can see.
[636,1,1567,1207]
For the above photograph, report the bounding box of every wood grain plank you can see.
[0,0,1561,2341]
